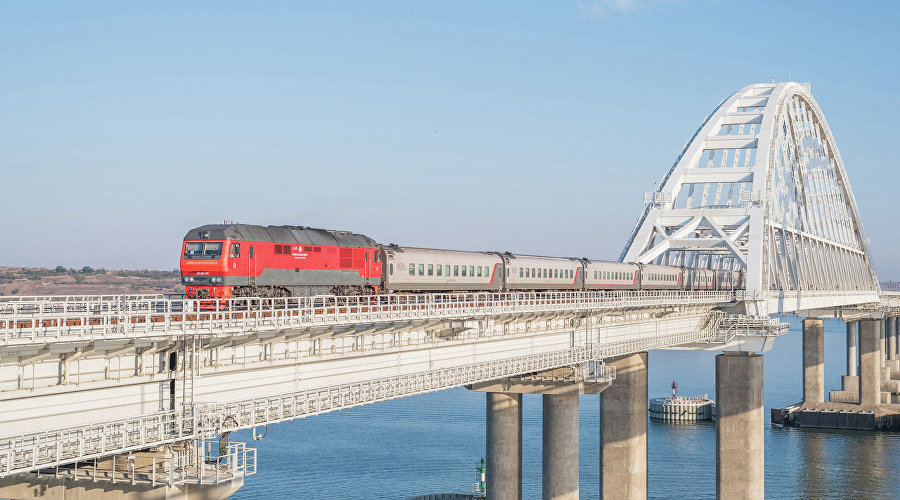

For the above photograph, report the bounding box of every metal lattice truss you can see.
[622,82,879,305]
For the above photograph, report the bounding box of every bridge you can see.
[0,82,896,500]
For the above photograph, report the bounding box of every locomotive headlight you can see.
[183,276,194,283]
[211,277,222,284]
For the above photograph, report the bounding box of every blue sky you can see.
[2,1,899,278]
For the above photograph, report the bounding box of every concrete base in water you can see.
[772,401,900,431]
[649,396,715,421]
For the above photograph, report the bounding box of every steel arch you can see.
[621,82,879,309]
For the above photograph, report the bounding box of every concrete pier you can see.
[486,392,522,500]
[716,351,764,499]
[889,317,898,363]
[542,394,579,500]
[599,352,647,500]
[847,321,858,376]
[803,319,825,403]
[859,319,882,405]
[895,317,900,358]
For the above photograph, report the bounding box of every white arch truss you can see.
[621,82,879,308]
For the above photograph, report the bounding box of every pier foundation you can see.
[599,352,647,500]
[485,392,522,500]
[716,351,764,499]
[859,319,882,404]
[542,394,579,500]
[803,319,825,403]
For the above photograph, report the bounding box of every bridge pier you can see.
[542,394,579,500]
[847,321,858,377]
[599,352,647,500]
[802,319,825,403]
[470,365,611,500]
[716,351,764,499]
[485,392,523,500]
[859,319,882,404]
[889,317,898,369]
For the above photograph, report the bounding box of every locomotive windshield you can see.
[184,241,223,260]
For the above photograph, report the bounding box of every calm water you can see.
[231,317,900,499]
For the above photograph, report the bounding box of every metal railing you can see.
[0,412,194,476]
[195,345,616,435]
[710,314,790,343]
[0,290,738,345]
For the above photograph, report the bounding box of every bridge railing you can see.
[0,290,738,345]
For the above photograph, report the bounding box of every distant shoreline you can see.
[0,266,181,297]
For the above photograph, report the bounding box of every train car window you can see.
[390,263,394,275]
[461,266,467,277]
[436,265,442,276]
[230,243,240,258]
[525,268,530,278]
[428,264,433,276]
[477,267,482,277]
[446,265,451,276]
[519,268,524,278]
[469,266,474,277]
[454,265,459,276]
[409,264,415,275]
[418,264,425,276]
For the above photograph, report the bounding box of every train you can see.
[180,223,744,299]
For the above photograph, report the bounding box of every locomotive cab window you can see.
[230,243,240,258]
[184,241,222,260]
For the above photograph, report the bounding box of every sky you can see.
[2,1,899,278]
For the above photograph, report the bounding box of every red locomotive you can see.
[180,224,382,299]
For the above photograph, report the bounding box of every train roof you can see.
[184,224,377,248]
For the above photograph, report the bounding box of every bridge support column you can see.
[884,316,897,366]
[486,392,522,500]
[470,366,611,500]
[894,317,900,358]
[716,351,764,499]
[847,321,858,377]
[542,394,579,500]
[600,352,647,500]
[881,319,887,368]
[802,319,825,403]
[859,319,882,404]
